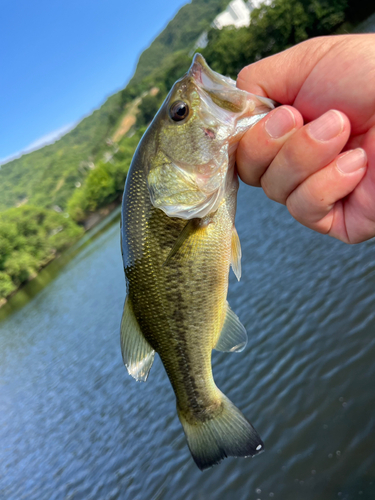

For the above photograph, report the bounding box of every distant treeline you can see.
[201,0,374,77]
[0,207,83,300]
[0,0,374,300]
[67,128,145,222]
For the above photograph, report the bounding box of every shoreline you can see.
[0,198,123,310]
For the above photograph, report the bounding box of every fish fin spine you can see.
[120,295,155,382]
[231,226,241,281]
[163,219,197,266]
[163,217,211,266]
[214,301,247,352]
[178,391,264,471]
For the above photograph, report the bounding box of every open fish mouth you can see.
[188,54,250,115]
[188,53,238,91]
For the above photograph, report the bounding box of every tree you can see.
[136,94,163,128]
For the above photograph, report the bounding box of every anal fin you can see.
[214,302,247,352]
[120,295,155,381]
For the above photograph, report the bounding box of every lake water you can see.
[355,12,375,33]
[0,183,374,500]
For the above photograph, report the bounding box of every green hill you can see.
[0,92,123,211]
[1,0,374,302]
[0,0,229,213]
[128,0,229,86]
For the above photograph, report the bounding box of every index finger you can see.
[236,36,339,103]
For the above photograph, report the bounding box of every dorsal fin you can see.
[214,302,247,352]
[231,226,241,281]
[120,295,155,381]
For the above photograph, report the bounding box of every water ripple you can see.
[0,186,374,499]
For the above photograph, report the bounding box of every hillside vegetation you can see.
[0,206,83,302]
[202,0,374,77]
[0,0,230,214]
[0,0,374,301]
[0,93,123,212]
[128,0,230,86]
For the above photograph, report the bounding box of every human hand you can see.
[237,34,375,244]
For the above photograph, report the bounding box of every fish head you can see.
[145,53,275,220]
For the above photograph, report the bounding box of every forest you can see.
[0,206,83,301]
[0,0,373,301]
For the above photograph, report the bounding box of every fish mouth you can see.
[188,53,237,91]
[187,53,251,115]
[187,53,276,118]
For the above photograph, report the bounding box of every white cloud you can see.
[0,122,76,166]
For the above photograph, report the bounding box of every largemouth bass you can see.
[120,54,275,470]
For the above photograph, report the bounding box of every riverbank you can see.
[0,199,122,309]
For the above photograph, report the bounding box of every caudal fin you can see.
[178,392,264,470]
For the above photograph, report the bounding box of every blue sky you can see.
[0,0,188,163]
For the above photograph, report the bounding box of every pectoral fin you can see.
[163,219,197,266]
[164,218,212,266]
[120,295,155,382]
[231,226,242,281]
[214,302,247,353]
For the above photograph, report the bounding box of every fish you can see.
[120,54,275,470]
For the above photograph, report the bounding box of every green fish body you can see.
[120,54,274,470]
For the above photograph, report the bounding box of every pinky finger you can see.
[286,148,367,239]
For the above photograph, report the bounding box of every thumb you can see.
[236,36,339,104]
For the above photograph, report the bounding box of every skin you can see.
[236,34,375,244]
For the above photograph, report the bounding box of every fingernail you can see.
[308,110,344,141]
[336,148,367,174]
[265,107,296,139]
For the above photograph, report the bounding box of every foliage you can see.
[150,51,193,94]
[67,128,145,222]
[0,206,83,299]
[128,0,230,86]
[0,92,125,212]
[202,0,350,78]
[0,272,15,298]
[136,94,164,128]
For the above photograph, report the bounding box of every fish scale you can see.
[123,151,232,409]
[120,53,275,470]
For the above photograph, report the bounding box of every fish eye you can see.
[169,101,189,122]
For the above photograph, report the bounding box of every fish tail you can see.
[177,391,264,471]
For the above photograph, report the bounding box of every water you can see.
[0,185,375,500]
[355,13,375,33]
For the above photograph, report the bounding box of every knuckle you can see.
[260,174,281,203]
[286,196,301,222]
[237,67,252,90]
